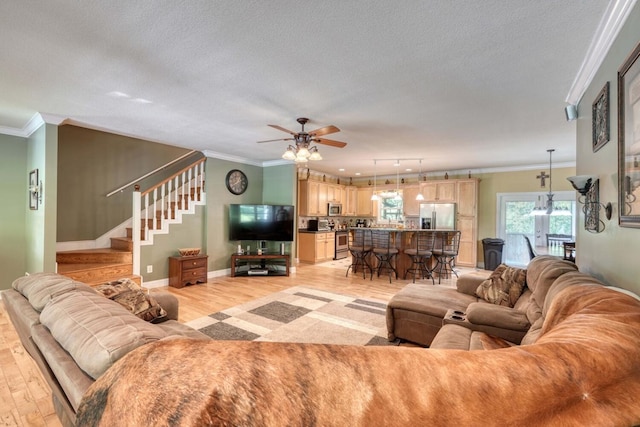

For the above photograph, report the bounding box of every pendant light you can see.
[530,149,568,215]
[394,160,402,200]
[371,160,379,201]
[416,159,425,201]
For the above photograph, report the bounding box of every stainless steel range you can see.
[334,230,349,260]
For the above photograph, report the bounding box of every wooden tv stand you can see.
[230,253,290,277]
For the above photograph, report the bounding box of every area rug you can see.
[185,286,398,346]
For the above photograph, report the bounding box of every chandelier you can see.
[531,149,570,216]
[281,134,322,163]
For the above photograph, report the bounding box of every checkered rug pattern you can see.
[185,286,397,346]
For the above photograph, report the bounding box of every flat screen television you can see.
[229,204,295,242]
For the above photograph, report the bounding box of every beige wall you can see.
[475,167,576,264]
[574,3,640,293]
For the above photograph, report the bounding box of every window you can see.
[375,190,404,224]
[497,192,576,267]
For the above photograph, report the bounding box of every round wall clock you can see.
[225,169,248,195]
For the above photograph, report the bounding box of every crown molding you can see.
[565,0,638,105]
[0,113,46,137]
[202,150,264,167]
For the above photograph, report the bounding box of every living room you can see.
[1,1,640,425]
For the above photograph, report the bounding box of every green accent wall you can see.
[262,164,297,257]
[26,124,58,275]
[205,158,265,271]
[140,205,205,282]
[57,125,194,241]
[575,2,640,293]
[0,134,28,288]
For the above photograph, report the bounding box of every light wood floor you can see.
[0,259,472,426]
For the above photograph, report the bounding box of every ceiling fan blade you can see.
[314,138,347,148]
[308,125,340,137]
[268,124,297,136]
[257,138,294,143]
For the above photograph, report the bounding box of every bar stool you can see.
[345,229,373,279]
[404,232,436,284]
[432,230,461,283]
[371,230,399,283]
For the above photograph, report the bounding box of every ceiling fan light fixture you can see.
[282,146,296,160]
[297,146,311,158]
[308,146,322,161]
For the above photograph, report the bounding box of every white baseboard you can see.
[142,265,296,289]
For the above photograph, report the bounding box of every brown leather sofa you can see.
[386,255,578,346]
[2,273,208,426]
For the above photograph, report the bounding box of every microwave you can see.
[328,203,342,216]
[308,219,330,231]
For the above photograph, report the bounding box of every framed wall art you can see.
[592,81,609,152]
[618,41,640,227]
[29,169,39,210]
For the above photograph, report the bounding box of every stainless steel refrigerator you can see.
[419,203,456,230]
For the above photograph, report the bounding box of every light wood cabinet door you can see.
[402,186,421,216]
[317,183,328,216]
[326,184,343,203]
[356,188,376,216]
[456,215,476,267]
[299,232,335,263]
[324,233,335,260]
[298,181,321,216]
[422,181,456,202]
[344,186,358,216]
[456,180,477,216]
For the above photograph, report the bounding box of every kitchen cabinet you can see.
[298,232,335,263]
[455,215,476,267]
[422,181,456,202]
[402,186,421,216]
[298,180,346,217]
[456,180,477,217]
[344,186,358,216]
[356,187,377,216]
[453,179,479,267]
[326,184,343,204]
[298,180,322,216]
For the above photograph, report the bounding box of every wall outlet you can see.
[146,265,153,273]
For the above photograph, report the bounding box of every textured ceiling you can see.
[0,1,616,177]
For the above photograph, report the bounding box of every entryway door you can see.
[496,192,576,268]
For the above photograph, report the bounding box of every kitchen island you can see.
[348,228,460,279]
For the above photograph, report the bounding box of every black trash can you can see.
[482,238,505,271]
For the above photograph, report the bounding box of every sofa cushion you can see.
[531,261,578,307]
[94,279,167,323]
[12,272,95,312]
[520,317,544,345]
[456,270,492,296]
[465,303,530,331]
[40,291,167,380]
[475,264,526,307]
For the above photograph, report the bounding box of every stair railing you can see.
[132,158,206,276]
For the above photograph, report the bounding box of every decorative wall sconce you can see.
[567,175,612,233]
[28,169,42,210]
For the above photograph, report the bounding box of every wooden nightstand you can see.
[168,255,208,288]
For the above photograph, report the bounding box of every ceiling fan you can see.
[257,117,347,162]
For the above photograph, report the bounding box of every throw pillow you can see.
[95,279,167,323]
[475,264,526,308]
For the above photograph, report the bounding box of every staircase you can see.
[56,235,139,285]
[56,158,206,286]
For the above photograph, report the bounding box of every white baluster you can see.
[144,193,150,241]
